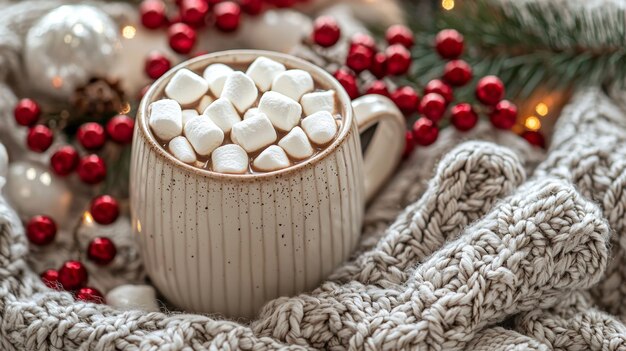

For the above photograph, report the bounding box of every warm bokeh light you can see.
[52,76,63,88]
[83,211,94,225]
[442,0,455,10]
[119,102,131,114]
[525,116,541,131]
[535,102,549,116]
[122,25,136,39]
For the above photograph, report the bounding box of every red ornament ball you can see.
[386,24,414,48]
[424,79,453,104]
[50,146,79,176]
[140,0,166,29]
[75,287,105,304]
[412,117,439,146]
[87,237,117,265]
[41,269,60,289]
[435,29,464,59]
[312,16,341,48]
[240,0,264,15]
[450,103,478,131]
[106,115,135,144]
[214,1,241,32]
[333,69,360,100]
[26,215,57,246]
[350,33,377,53]
[476,75,505,106]
[403,130,416,159]
[168,23,197,54]
[443,59,472,87]
[385,44,411,76]
[419,93,447,122]
[14,98,41,126]
[58,260,88,291]
[77,123,106,150]
[490,100,518,129]
[369,52,388,79]
[77,154,107,184]
[346,45,373,73]
[391,86,419,115]
[180,0,209,27]
[26,125,53,153]
[90,195,120,225]
[365,80,390,97]
[521,130,546,148]
[145,52,171,79]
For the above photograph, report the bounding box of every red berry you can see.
[14,98,41,126]
[346,45,373,73]
[350,33,377,53]
[214,1,241,32]
[365,80,390,97]
[333,69,360,100]
[450,103,478,131]
[412,117,439,146]
[391,86,419,115]
[145,52,171,79]
[476,75,505,106]
[50,146,79,176]
[75,287,105,304]
[87,237,117,265]
[77,154,107,184]
[435,29,464,59]
[403,130,416,158]
[106,115,135,144]
[26,125,53,153]
[312,16,340,48]
[58,260,88,290]
[424,79,453,104]
[180,0,209,27]
[168,23,197,54]
[26,215,57,246]
[240,0,263,15]
[490,100,517,129]
[140,0,166,29]
[90,195,120,225]
[385,44,411,76]
[442,59,472,87]
[521,130,545,148]
[41,269,60,289]
[386,24,414,48]
[419,93,447,122]
[77,123,106,150]
[369,52,387,79]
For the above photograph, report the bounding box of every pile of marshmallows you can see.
[148,56,340,174]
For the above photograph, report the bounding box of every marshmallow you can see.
[271,69,314,101]
[203,98,241,133]
[231,115,277,153]
[196,95,214,113]
[243,108,263,120]
[181,109,199,126]
[278,126,314,160]
[203,63,233,97]
[149,99,183,141]
[246,56,286,91]
[165,68,209,105]
[301,111,338,145]
[169,136,197,164]
[258,91,302,132]
[301,90,335,116]
[184,116,224,156]
[106,284,159,312]
[220,71,258,113]
[253,145,290,172]
[212,144,249,174]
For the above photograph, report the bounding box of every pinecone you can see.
[71,77,125,119]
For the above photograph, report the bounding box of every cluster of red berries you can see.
[41,260,106,304]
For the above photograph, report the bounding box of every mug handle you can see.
[352,94,406,203]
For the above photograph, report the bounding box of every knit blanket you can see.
[2,86,626,350]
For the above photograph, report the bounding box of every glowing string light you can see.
[524,116,541,131]
[442,0,455,10]
[122,25,136,39]
[535,102,549,116]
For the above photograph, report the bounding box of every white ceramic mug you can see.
[130,50,405,318]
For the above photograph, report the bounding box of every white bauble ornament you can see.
[24,5,121,99]
[106,284,159,312]
[5,162,72,223]
[0,142,8,188]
